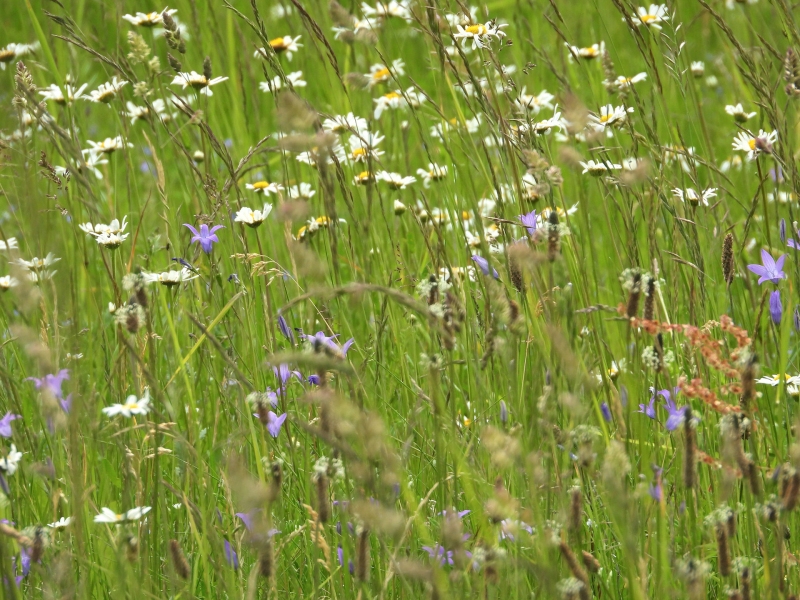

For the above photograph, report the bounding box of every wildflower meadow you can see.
[2,0,800,597]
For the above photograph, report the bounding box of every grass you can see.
[0,0,799,598]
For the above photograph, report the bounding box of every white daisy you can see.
[416,163,448,187]
[15,253,60,273]
[83,77,128,103]
[171,71,228,96]
[756,374,800,386]
[590,104,634,129]
[48,517,72,529]
[453,21,508,49]
[142,268,198,287]
[514,88,555,115]
[367,59,405,88]
[580,160,622,175]
[259,71,306,93]
[82,136,133,157]
[0,276,18,291]
[0,444,22,475]
[377,171,416,189]
[0,42,39,69]
[732,129,777,160]
[288,183,316,200]
[79,217,128,236]
[565,41,604,60]
[94,506,152,524]
[234,204,273,228]
[102,390,151,418]
[630,4,669,29]
[255,35,302,61]
[246,181,284,195]
[39,83,88,105]
[322,113,369,134]
[347,132,385,162]
[124,98,172,124]
[361,1,412,22]
[609,73,648,89]
[725,103,757,123]
[0,238,18,251]
[672,187,718,207]
[122,8,177,26]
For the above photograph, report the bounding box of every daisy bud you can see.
[393,199,407,215]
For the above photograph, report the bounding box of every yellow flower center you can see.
[581,47,599,57]
[466,24,487,35]
[599,114,612,123]
[640,14,657,23]
[0,50,15,62]
[462,211,471,220]
[116,513,123,520]
[372,67,390,81]
[384,91,401,100]
[252,181,270,189]
[269,37,288,51]
[297,225,308,238]
[316,216,330,226]
[351,148,367,158]
[748,139,757,151]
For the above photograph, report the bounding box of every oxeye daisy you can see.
[322,113,369,134]
[373,91,404,119]
[353,171,377,186]
[0,276,18,291]
[79,217,128,237]
[453,20,508,49]
[124,99,172,124]
[82,136,133,157]
[0,444,22,476]
[590,104,634,129]
[255,35,302,60]
[565,41,604,60]
[142,268,198,286]
[514,88,555,115]
[756,373,800,386]
[361,1,413,22]
[725,103,757,123]
[732,129,777,160]
[287,183,316,200]
[366,59,405,88]
[39,82,88,105]
[246,181,284,196]
[0,42,39,69]
[0,238,17,251]
[580,160,622,175]
[377,171,416,189]
[171,71,228,96]
[630,4,669,29]
[94,506,151,524]
[234,204,273,228]
[346,132,385,162]
[83,77,128,103]
[122,7,177,26]
[101,390,151,418]
[259,71,306,93]
[608,73,648,91]
[672,187,718,207]
[416,163,448,187]
[14,254,60,279]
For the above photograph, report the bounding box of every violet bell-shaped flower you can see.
[184,223,224,254]
[747,249,786,284]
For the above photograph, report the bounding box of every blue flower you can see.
[518,210,537,236]
[471,255,499,279]
[747,249,786,284]
[0,413,20,438]
[27,369,70,399]
[184,223,224,254]
[770,290,782,325]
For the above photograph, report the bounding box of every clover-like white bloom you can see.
[732,129,778,160]
[255,35,302,61]
[246,181,283,195]
[322,113,369,134]
[453,21,508,49]
[725,103,757,123]
[142,268,198,287]
[0,444,22,475]
[0,42,39,69]
[580,160,622,175]
[122,7,177,26]
[259,70,307,93]
[83,77,128,103]
[377,171,416,189]
[94,506,152,524]
[171,71,229,96]
[672,187,718,207]
[565,41,604,60]
[629,4,669,29]
[102,390,151,418]
[234,204,273,227]
[514,88,555,115]
[39,83,88,105]
[416,164,448,188]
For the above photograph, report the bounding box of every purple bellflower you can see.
[273,364,301,391]
[471,255,500,279]
[518,210,537,236]
[266,411,287,438]
[637,391,656,419]
[277,315,294,342]
[600,403,612,422]
[224,540,238,569]
[27,369,70,399]
[747,249,786,284]
[0,413,20,438]
[184,223,224,254]
[300,331,355,356]
[770,290,783,325]
[660,388,688,431]
[648,466,663,501]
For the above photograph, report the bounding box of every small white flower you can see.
[373,91,405,119]
[83,136,133,157]
[565,41,604,60]
[234,204,273,227]
[416,163,448,187]
[0,276,18,291]
[94,506,152,524]
[142,268,198,287]
[124,99,172,124]
[367,59,405,88]
[287,183,316,200]
[15,253,60,273]
[48,517,72,529]
[361,1,412,22]
[0,238,18,251]
[590,104,634,129]
[453,21,508,49]
[246,181,284,195]
[629,4,669,29]
[83,77,128,103]
[725,0,758,8]
[80,217,128,236]
[377,171,416,189]
[580,160,621,175]
[720,155,743,173]
[0,444,22,475]
[609,73,647,89]
[756,374,800,386]
[672,187,718,207]
[259,71,306,93]
[322,113,369,134]
[347,132,385,162]
[732,129,777,160]
[514,88,555,115]
[171,71,229,96]
[0,42,40,69]
[394,199,407,214]
[122,7,177,26]
[725,103,757,123]
[102,390,151,418]
[39,83,88,105]
[254,35,302,61]
[690,61,705,77]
